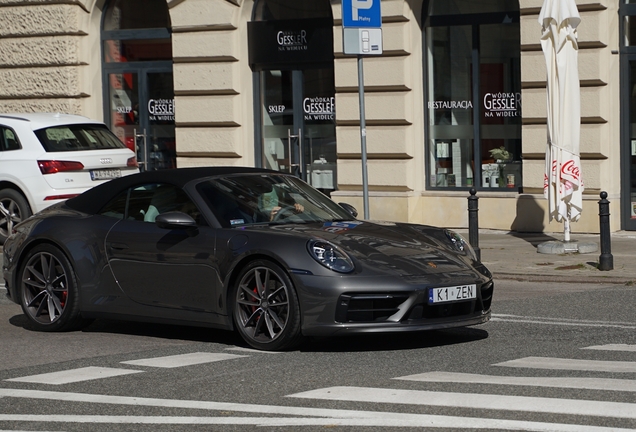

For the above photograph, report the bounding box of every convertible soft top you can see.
[66,166,276,215]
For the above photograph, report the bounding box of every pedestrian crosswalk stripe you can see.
[121,352,248,368]
[0,413,631,431]
[491,314,636,330]
[225,347,283,354]
[5,367,143,385]
[0,389,632,432]
[394,371,636,392]
[583,344,636,352]
[494,357,636,373]
[287,386,636,420]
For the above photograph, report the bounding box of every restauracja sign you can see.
[427,92,522,117]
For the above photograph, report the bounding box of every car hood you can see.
[244,220,486,280]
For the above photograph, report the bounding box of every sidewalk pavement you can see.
[464,229,636,284]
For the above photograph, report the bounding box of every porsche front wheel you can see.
[19,244,85,332]
[233,260,303,351]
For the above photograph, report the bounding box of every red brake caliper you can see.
[251,286,259,315]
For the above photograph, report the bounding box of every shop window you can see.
[620,2,636,229]
[424,0,522,190]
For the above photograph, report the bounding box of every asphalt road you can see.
[0,279,635,431]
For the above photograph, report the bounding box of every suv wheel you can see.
[0,189,31,244]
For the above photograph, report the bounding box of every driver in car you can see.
[259,185,304,221]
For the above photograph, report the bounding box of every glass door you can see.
[107,69,175,171]
[261,69,301,177]
[260,68,336,194]
[101,0,173,171]
[145,71,176,170]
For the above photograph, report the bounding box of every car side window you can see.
[98,190,129,220]
[0,127,21,151]
[99,183,204,225]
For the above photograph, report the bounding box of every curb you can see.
[492,272,636,285]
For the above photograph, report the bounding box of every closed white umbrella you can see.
[539,0,583,242]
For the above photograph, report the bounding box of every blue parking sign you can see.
[342,0,382,28]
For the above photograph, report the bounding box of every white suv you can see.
[0,113,139,243]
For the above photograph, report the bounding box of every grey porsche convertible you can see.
[2,167,493,350]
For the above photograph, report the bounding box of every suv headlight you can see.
[307,239,354,273]
[444,229,478,261]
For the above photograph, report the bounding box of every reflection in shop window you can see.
[108,72,138,151]
[103,39,172,63]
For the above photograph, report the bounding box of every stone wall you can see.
[0,0,91,114]
[170,0,255,168]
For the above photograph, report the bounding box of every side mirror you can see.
[338,202,358,218]
[155,211,198,231]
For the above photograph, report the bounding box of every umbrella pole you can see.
[564,218,571,242]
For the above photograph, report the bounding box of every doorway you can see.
[101,0,175,171]
[249,0,336,194]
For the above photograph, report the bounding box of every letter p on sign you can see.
[352,0,373,21]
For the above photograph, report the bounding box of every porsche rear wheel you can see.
[233,260,303,351]
[19,244,85,332]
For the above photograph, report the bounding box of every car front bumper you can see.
[291,272,493,337]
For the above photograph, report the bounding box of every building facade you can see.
[0,0,631,233]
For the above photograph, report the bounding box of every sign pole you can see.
[342,0,382,221]
[357,55,370,219]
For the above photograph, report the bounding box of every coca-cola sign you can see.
[560,159,581,183]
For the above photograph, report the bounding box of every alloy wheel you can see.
[235,266,290,343]
[0,198,23,239]
[21,251,69,325]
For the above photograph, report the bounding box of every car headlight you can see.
[307,239,354,273]
[444,229,478,261]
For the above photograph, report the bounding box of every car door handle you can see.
[108,242,129,250]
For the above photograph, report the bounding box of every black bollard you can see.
[468,188,481,261]
[598,191,613,271]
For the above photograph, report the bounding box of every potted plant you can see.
[488,146,511,187]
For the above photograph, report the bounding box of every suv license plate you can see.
[429,284,477,304]
[90,168,121,181]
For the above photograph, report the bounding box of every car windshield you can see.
[196,174,354,227]
[34,124,127,152]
